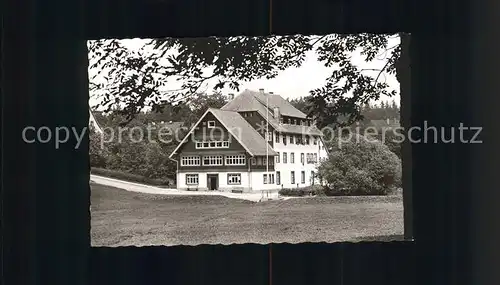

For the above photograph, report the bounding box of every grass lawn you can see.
[91,183,404,247]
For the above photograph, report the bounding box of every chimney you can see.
[228,93,234,100]
[259,88,265,94]
[269,91,274,95]
[273,107,281,121]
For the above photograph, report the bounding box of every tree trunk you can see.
[396,33,413,240]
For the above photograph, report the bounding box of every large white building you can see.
[169,89,329,192]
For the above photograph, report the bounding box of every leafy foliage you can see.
[287,97,310,114]
[88,34,402,127]
[91,92,228,127]
[318,134,402,195]
[89,126,107,168]
[88,118,178,182]
[91,167,172,186]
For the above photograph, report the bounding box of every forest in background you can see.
[90,92,401,192]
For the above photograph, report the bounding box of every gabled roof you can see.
[222,89,307,118]
[169,108,277,158]
[221,89,323,136]
[89,109,104,134]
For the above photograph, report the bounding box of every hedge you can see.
[279,185,326,197]
[91,167,174,187]
[278,185,397,197]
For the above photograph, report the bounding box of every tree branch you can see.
[375,60,391,84]
[310,35,328,47]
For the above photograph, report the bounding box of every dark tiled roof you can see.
[209,108,277,156]
[169,108,277,158]
[221,89,323,136]
[222,89,307,118]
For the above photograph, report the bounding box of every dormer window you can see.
[208,121,216,128]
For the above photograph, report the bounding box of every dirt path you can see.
[90,174,282,202]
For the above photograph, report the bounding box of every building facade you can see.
[169,89,329,192]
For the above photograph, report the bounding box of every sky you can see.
[88,35,401,109]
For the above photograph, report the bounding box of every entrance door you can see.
[207,174,218,190]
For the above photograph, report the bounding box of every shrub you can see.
[279,185,325,197]
[318,134,402,195]
[98,124,177,182]
[89,127,107,168]
[91,167,174,187]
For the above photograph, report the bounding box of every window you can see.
[208,121,216,128]
[301,171,305,184]
[267,132,272,142]
[275,132,280,143]
[283,135,287,145]
[226,155,246,165]
[314,137,318,145]
[307,153,313,164]
[313,153,318,163]
[276,171,281,185]
[203,155,223,166]
[186,174,199,185]
[305,136,310,145]
[296,136,302,145]
[263,158,267,166]
[228,173,241,185]
[263,174,268,184]
[289,135,294,144]
[257,157,263,165]
[283,152,287,164]
[269,173,275,184]
[291,171,295,184]
[181,156,201,166]
[291,153,295,164]
[249,112,253,117]
[276,152,280,163]
[250,158,256,165]
[300,153,304,164]
[195,140,230,149]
